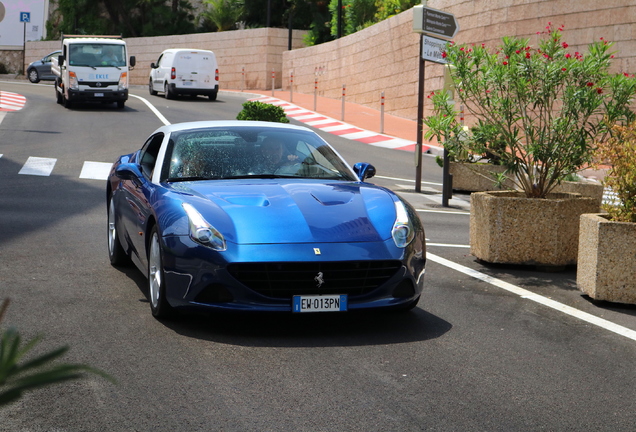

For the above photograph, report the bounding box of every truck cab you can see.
[52,35,136,109]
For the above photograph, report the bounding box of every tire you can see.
[164,82,174,100]
[55,80,63,104]
[208,90,217,101]
[62,93,73,109]
[107,197,131,266]
[116,101,125,109]
[149,78,157,96]
[148,226,174,319]
[28,68,40,83]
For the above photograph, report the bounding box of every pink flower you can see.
[442,51,447,58]
[562,68,567,71]
[562,42,569,49]
[565,53,572,59]
[596,88,603,94]
[525,52,531,59]
[587,82,594,87]
[503,61,508,65]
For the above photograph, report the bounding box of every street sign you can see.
[412,5,459,40]
[422,35,449,64]
[20,12,31,23]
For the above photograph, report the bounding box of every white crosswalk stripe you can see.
[79,161,112,180]
[19,157,57,176]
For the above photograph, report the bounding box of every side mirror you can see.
[115,163,143,182]
[150,62,156,69]
[58,55,65,67]
[129,56,136,68]
[353,162,376,181]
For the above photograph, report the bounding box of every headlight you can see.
[392,201,415,248]
[118,72,128,90]
[69,71,78,90]
[182,203,226,251]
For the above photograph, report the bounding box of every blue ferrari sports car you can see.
[107,121,426,318]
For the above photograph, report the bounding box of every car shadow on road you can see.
[160,307,452,348]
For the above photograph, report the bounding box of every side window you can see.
[156,54,164,67]
[139,133,164,179]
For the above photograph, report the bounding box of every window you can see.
[139,133,164,179]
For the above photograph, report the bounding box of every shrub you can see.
[597,123,636,222]
[236,101,289,123]
[424,24,636,198]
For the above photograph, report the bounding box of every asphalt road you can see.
[1,81,635,431]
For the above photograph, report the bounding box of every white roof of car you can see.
[152,120,312,135]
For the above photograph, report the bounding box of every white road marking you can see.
[129,94,171,126]
[80,161,112,180]
[427,252,636,342]
[19,157,57,176]
[427,243,470,248]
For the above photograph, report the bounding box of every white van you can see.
[149,49,219,101]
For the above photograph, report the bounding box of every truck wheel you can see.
[116,101,125,109]
[55,80,63,104]
[149,79,157,96]
[62,94,73,109]
[209,90,218,101]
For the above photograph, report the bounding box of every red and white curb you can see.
[251,96,435,153]
[0,91,26,112]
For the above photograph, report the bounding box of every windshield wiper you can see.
[222,174,300,180]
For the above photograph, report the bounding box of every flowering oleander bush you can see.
[596,123,636,222]
[424,24,636,198]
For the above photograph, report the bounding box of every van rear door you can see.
[176,51,215,90]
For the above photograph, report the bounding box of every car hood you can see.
[170,181,397,245]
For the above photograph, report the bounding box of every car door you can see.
[120,133,164,269]
[151,53,165,91]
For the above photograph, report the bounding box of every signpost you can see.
[20,12,30,77]
[422,35,449,65]
[412,3,459,204]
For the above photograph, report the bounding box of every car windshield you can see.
[68,43,126,68]
[164,127,357,182]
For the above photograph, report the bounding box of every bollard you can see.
[314,77,318,111]
[241,66,245,92]
[380,91,385,134]
[271,69,275,96]
[341,84,346,121]
[290,70,294,102]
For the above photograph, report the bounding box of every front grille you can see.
[227,261,402,299]
[80,81,119,88]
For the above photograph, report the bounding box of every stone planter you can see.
[553,180,603,210]
[449,162,516,192]
[577,213,636,304]
[470,191,599,267]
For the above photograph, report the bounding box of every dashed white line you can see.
[80,161,112,180]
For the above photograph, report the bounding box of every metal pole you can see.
[241,66,244,92]
[415,34,425,193]
[341,84,346,121]
[380,91,385,134]
[314,77,318,111]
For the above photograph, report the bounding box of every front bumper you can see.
[160,235,425,313]
[68,88,128,102]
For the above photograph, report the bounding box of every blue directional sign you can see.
[20,12,31,23]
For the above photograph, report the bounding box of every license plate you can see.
[293,295,347,313]
[183,81,193,86]
[94,93,104,97]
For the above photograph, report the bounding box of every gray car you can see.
[26,51,61,83]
